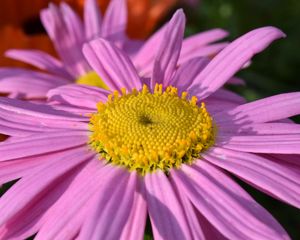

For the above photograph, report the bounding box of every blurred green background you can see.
[181,0,300,238]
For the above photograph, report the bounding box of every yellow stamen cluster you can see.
[76,71,109,89]
[89,84,215,175]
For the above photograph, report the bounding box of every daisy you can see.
[0,0,228,100]
[0,0,178,68]
[0,9,299,240]
[0,0,134,98]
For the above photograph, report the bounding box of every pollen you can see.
[76,71,109,89]
[89,84,215,175]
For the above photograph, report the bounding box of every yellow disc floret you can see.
[89,84,215,175]
[76,71,109,89]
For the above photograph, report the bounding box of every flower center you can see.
[76,71,108,89]
[89,84,215,174]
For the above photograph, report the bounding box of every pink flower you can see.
[0,10,298,240]
[0,0,228,100]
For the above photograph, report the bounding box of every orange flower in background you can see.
[0,0,180,67]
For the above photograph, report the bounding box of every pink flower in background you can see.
[0,0,134,98]
[0,9,299,240]
[0,0,228,100]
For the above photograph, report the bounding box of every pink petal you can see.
[5,50,72,79]
[80,171,136,240]
[218,122,300,135]
[132,24,167,77]
[266,154,300,168]
[196,211,228,240]
[179,28,228,62]
[204,147,300,208]
[209,89,246,104]
[0,97,87,121]
[144,171,192,240]
[0,131,88,161]
[181,29,228,52]
[0,147,86,185]
[60,3,84,45]
[0,107,87,136]
[188,27,285,99]
[0,147,93,226]
[171,179,206,239]
[178,42,228,65]
[49,104,95,116]
[120,179,147,240]
[151,9,185,88]
[172,161,289,240]
[47,84,109,109]
[215,92,300,124]
[0,68,69,98]
[0,164,83,239]
[83,38,142,91]
[84,0,102,40]
[217,133,300,154]
[169,57,209,93]
[40,4,90,77]
[36,162,120,239]
[205,99,239,114]
[100,0,127,41]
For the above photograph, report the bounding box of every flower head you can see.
[0,0,131,98]
[0,2,228,100]
[0,9,298,240]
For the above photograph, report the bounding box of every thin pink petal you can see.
[0,147,85,185]
[205,99,239,114]
[36,162,120,239]
[218,122,300,135]
[171,179,206,239]
[181,29,228,51]
[204,147,300,208]
[84,0,102,40]
[60,3,84,45]
[0,147,93,226]
[40,4,90,77]
[0,68,69,98]
[172,161,289,240]
[169,57,209,93]
[100,0,127,41]
[151,9,185,88]
[179,28,228,62]
[196,211,228,240]
[215,92,300,124]
[266,154,300,168]
[120,179,147,240]
[0,164,83,240]
[0,108,87,137]
[188,27,285,99]
[132,24,167,77]
[209,89,246,104]
[178,42,228,65]
[0,97,87,121]
[144,171,192,240]
[81,171,136,240]
[47,84,109,109]
[83,38,142,91]
[0,131,88,161]
[5,50,72,79]
[217,133,300,154]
